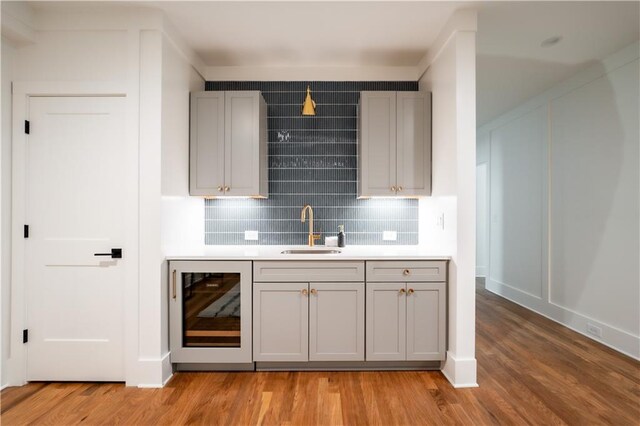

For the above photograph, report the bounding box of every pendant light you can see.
[301,85,316,116]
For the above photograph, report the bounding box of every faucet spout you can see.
[301,204,321,247]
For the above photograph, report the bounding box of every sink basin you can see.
[281,249,342,255]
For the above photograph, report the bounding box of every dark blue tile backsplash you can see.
[204,81,419,245]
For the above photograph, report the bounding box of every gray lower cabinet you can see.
[406,282,446,360]
[309,282,364,361]
[366,282,407,361]
[366,282,445,361]
[253,281,365,362]
[366,260,447,362]
[253,282,309,362]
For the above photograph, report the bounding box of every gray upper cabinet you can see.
[190,91,267,198]
[358,91,431,197]
[190,92,225,195]
[358,92,397,197]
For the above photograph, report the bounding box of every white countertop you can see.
[165,245,451,261]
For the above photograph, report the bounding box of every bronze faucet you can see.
[301,204,321,247]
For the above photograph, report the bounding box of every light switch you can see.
[244,230,259,241]
[383,231,397,241]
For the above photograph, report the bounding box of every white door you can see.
[365,282,406,361]
[406,283,446,361]
[25,96,127,381]
[253,282,309,362]
[309,282,364,361]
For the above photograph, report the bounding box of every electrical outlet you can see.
[586,323,602,338]
[436,213,445,230]
[244,230,259,241]
[383,231,397,241]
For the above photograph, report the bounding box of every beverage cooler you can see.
[169,261,252,364]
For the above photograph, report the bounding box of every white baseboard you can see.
[486,279,640,360]
[441,352,478,388]
[161,352,173,386]
[0,383,10,391]
[130,353,172,388]
[475,266,486,277]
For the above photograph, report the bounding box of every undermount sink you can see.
[281,249,342,255]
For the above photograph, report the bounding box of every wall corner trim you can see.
[441,352,479,388]
[416,8,478,79]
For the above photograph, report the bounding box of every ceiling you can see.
[476,1,640,125]
[143,1,467,67]
[26,1,640,126]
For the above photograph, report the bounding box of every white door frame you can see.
[8,81,136,386]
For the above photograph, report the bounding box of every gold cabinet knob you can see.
[217,186,223,192]
[399,288,406,295]
[301,288,308,296]
[310,288,317,295]
[224,186,230,192]
[403,269,410,276]
[398,186,403,192]
[391,186,397,192]
[407,288,415,295]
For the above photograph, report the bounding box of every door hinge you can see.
[23,329,28,344]
[24,120,30,135]
[24,225,29,238]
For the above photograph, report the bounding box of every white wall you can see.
[159,34,205,367]
[418,11,478,387]
[1,5,205,387]
[478,41,640,359]
[475,132,490,278]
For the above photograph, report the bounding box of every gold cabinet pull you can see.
[399,288,406,295]
[301,288,308,296]
[407,288,415,295]
[310,288,317,295]
[224,186,230,192]
[403,269,411,276]
[217,186,223,192]
[391,186,396,192]
[172,269,177,300]
[397,186,403,192]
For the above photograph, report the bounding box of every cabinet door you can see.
[359,92,397,197]
[396,91,431,196]
[253,282,309,362]
[169,260,252,363]
[406,282,446,361]
[309,282,364,361]
[366,282,406,361]
[190,92,225,196]
[225,91,261,197]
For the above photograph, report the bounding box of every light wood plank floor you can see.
[2,280,639,425]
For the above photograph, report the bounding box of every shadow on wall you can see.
[484,54,639,336]
[549,59,638,329]
[476,54,598,126]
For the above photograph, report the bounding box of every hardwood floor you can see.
[2,280,639,425]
